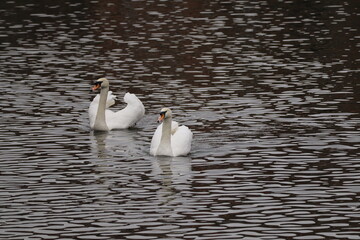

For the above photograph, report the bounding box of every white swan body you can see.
[150,108,193,156]
[88,78,145,131]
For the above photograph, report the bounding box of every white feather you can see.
[150,120,193,157]
[89,92,144,130]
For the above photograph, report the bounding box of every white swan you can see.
[150,108,193,156]
[88,78,145,131]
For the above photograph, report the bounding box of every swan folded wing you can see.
[89,91,116,108]
[171,121,179,134]
[171,125,193,157]
[105,92,145,130]
[106,91,116,108]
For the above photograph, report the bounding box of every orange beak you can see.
[91,82,101,91]
[157,113,165,123]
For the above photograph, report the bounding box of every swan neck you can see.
[159,117,172,154]
[94,86,109,131]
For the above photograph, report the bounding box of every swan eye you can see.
[159,111,167,116]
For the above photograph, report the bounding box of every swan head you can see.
[92,78,109,91]
[157,108,172,123]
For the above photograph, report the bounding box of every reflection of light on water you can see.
[0,0,359,238]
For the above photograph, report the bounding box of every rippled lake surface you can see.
[1,0,359,239]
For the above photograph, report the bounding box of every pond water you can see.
[0,0,359,239]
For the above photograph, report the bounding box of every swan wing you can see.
[106,92,145,130]
[89,91,116,108]
[106,91,117,108]
[171,125,193,156]
[171,121,179,134]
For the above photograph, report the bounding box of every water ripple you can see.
[1,0,359,239]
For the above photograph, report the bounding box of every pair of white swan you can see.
[88,78,193,157]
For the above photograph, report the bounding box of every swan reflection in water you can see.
[91,131,108,158]
[91,129,141,158]
[151,155,192,204]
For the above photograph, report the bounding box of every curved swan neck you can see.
[158,116,173,155]
[94,86,109,131]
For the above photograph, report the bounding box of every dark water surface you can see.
[1,0,359,239]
